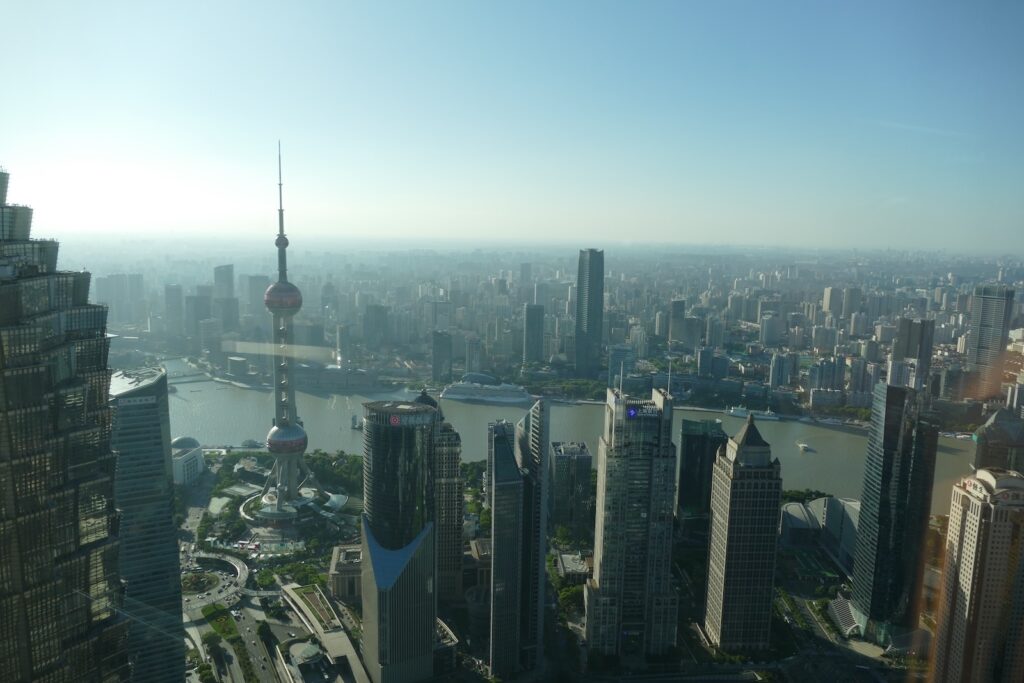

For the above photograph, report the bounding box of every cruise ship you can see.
[440,373,534,406]
[725,406,782,421]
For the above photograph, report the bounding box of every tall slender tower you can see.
[574,248,604,378]
[259,147,316,521]
[852,382,938,644]
[1,169,130,680]
[967,284,1015,399]
[932,469,1024,683]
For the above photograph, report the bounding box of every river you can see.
[164,359,973,515]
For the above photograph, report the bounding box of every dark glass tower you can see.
[513,400,548,672]
[110,368,183,683]
[966,284,1015,399]
[677,418,728,523]
[0,169,129,680]
[574,248,604,378]
[852,382,938,644]
[361,400,438,683]
[523,303,544,364]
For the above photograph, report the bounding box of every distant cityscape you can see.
[4,161,1024,683]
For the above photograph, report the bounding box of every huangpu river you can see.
[164,359,974,515]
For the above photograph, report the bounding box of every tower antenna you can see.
[277,140,285,237]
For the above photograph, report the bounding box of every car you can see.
[251,640,256,646]
[288,632,296,638]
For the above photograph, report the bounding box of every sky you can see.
[2,1,1023,251]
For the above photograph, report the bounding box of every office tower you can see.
[823,286,841,316]
[629,325,648,359]
[574,248,604,378]
[586,389,678,657]
[520,262,532,284]
[245,274,272,317]
[704,416,782,650]
[696,346,714,378]
[523,303,544,364]
[414,391,464,606]
[213,296,240,333]
[967,284,1015,398]
[677,419,729,522]
[164,283,184,336]
[487,421,524,679]
[432,330,453,383]
[258,153,319,522]
[607,343,636,387]
[549,442,593,538]
[0,169,129,679]
[705,316,725,349]
[513,400,548,672]
[759,314,783,347]
[213,263,234,299]
[465,335,483,373]
[680,316,704,353]
[842,287,862,319]
[361,400,438,683]
[892,318,935,390]
[183,293,211,336]
[669,298,687,343]
[852,383,939,643]
[971,408,1024,472]
[932,469,1024,683]
[363,303,390,347]
[110,368,184,683]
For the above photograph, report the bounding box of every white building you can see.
[170,436,206,485]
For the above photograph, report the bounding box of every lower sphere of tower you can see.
[264,280,303,315]
[266,423,308,454]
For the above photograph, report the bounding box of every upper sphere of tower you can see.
[276,235,289,248]
[264,280,302,315]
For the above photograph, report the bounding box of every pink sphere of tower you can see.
[266,423,308,454]
[264,280,303,316]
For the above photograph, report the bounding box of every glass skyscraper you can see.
[574,248,604,378]
[1,169,129,680]
[110,368,183,683]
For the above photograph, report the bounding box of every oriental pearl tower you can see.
[258,145,319,522]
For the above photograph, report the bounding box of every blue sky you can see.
[2,1,1022,251]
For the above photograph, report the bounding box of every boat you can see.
[797,443,812,452]
[440,373,534,406]
[725,406,782,421]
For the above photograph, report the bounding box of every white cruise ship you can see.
[440,373,534,406]
[726,406,782,421]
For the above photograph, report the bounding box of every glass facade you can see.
[0,170,129,681]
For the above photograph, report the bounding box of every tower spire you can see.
[277,140,284,237]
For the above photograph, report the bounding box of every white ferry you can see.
[726,406,782,421]
[440,373,534,406]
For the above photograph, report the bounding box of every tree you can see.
[201,630,222,653]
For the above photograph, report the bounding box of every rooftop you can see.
[109,367,166,397]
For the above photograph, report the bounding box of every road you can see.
[233,603,280,683]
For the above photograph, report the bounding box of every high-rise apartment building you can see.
[704,416,782,651]
[523,303,544,364]
[971,408,1024,472]
[549,441,593,538]
[892,318,935,391]
[932,469,1024,683]
[586,389,678,657]
[852,383,939,643]
[110,368,183,683]
[967,284,1015,399]
[574,249,604,378]
[677,419,729,523]
[361,400,438,683]
[0,169,129,680]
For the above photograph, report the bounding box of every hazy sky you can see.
[2,2,1022,251]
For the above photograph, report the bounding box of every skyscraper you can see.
[549,441,593,538]
[574,248,604,378]
[669,298,687,344]
[967,284,1015,399]
[704,416,782,651]
[213,263,234,299]
[110,368,184,683]
[851,383,939,643]
[487,421,524,679]
[361,400,438,683]
[971,408,1024,472]
[513,400,548,672]
[891,317,935,391]
[258,149,319,522]
[586,389,678,657]
[677,419,728,522]
[932,469,1024,683]
[164,283,184,336]
[523,303,544,364]
[432,330,453,383]
[0,169,129,680]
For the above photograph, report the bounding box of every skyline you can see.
[3,2,1024,251]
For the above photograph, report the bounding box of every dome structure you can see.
[264,280,303,316]
[171,436,200,450]
[266,423,308,454]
